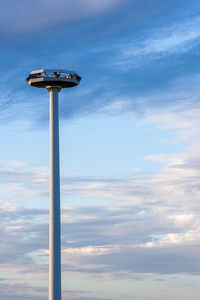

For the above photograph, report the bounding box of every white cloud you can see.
[141,227,200,248]
[63,244,120,256]
[168,214,195,228]
[97,100,133,115]
[113,16,200,70]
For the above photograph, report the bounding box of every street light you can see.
[26,69,81,300]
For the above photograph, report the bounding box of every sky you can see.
[0,0,200,299]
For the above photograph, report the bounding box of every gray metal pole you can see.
[48,87,62,300]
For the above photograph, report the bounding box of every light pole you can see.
[26,69,81,300]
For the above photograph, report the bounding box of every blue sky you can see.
[0,0,200,299]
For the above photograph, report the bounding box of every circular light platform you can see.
[26,69,81,88]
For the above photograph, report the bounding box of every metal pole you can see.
[48,87,62,300]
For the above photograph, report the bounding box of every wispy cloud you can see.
[113,16,200,70]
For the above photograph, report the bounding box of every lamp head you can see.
[26,69,81,89]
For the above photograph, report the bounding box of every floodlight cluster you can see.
[26,69,81,88]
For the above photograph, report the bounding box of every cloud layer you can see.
[1,0,200,299]
[1,99,200,297]
[0,0,132,35]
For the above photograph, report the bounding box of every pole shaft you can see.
[49,87,62,300]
